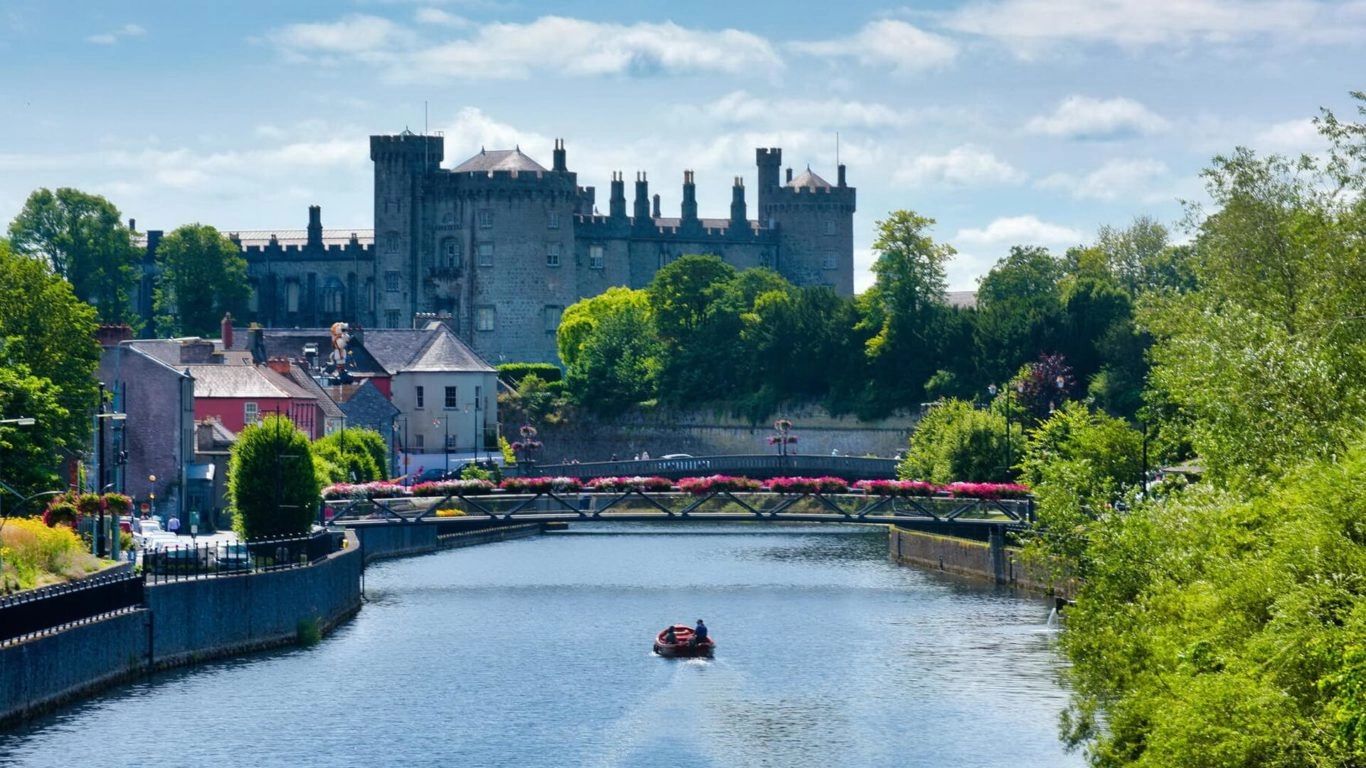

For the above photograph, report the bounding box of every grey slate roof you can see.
[451,147,548,174]
[278,363,347,420]
[258,329,387,374]
[184,364,315,399]
[787,167,832,189]
[362,323,496,375]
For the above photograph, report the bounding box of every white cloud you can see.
[894,145,1024,187]
[266,14,413,54]
[955,215,1085,247]
[1026,95,1169,139]
[943,0,1357,53]
[1255,118,1326,153]
[1037,158,1168,201]
[791,19,957,73]
[86,22,146,45]
[699,91,924,130]
[264,15,781,80]
[413,8,470,28]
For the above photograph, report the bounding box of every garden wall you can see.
[538,404,916,463]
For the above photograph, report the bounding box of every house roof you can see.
[362,323,496,374]
[451,147,547,174]
[258,329,387,375]
[787,167,832,190]
[184,364,316,399]
[277,363,347,420]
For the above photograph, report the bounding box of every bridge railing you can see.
[533,454,901,481]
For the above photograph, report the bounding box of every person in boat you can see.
[689,619,708,646]
[663,626,677,644]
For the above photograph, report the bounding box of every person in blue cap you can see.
[690,618,708,646]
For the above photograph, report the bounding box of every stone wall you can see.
[539,404,916,464]
[888,526,1061,594]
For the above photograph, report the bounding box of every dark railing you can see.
[533,454,901,481]
[0,571,144,646]
[141,531,339,585]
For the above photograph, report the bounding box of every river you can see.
[0,523,1082,767]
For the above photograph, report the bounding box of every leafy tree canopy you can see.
[6,187,140,325]
[153,224,250,337]
[228,414,319,539]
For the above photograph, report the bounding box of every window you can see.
[444,386,458,409]
[441,238,459,265]
[476,306,495,332]
[548,212,560,229]
[589,244,604,269]
[286,281,300,313]
[384,309,400,328]
[415,386,425,409]
[824,219,836,236]
[544,305,563,333]
[477,243,494,267]
[385,270,401,292]
[384,230,400,253]
[243,402,259,426]
[822,253,837,270]
[445,433,458,451]
[546,242,561,268]
[478,210,493,228]
[415,433,425,451]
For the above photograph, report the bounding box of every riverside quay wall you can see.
[0,532,363,727]
[888,525,1064,595]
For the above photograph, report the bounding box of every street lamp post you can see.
[94,382,126,558]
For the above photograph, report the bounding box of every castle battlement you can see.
[239,241,375,263]
[575,215,769,243]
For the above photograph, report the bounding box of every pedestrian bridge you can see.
[529,454,900,481]
[327,485,1034,537]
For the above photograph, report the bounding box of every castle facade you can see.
[177,132,855,363]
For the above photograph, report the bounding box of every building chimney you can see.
[838,164,847,187]
[633,172,650,221]
[609,172,626,219]
[681,170,698,223]
[247,323,266,364]
[652,193,661,220]
[307,205,322,248]
[730,177,746,224]
[95,324,135,347]
[128,218,136,232]
[266,356,293,375]
[221,313,234,350]
[553,138,567,172]
[786,168,793,184]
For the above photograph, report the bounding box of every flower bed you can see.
[854,479,940,497]
[586,476,675,492]
[411,479,497,497]
[321,481,410,500]
[943,482,1031,500]
[765,476,850,494]
[676,475,763,495]
[500,476,582,494]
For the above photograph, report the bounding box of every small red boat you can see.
[653,624,715,658]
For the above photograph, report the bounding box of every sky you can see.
[1,0,1362,293]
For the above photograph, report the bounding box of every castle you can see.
[146,132,856,363]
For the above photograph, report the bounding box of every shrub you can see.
[42,499,79,528]
[411,479,497,497]
[321,481,409,500]
[500,476,582,493]
[943,482,1031,500]
[1,516,92,590]
[587,476,675,492]
[854,479,939,497]
[229,414,320,539]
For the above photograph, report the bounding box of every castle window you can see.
[415,386,425,409]
[441,238,459,265]
[546,242,561,268]
[324,287,343,314]
[444,386,458,409]
[384,231,400,254]
[478,243,494,267]
[548,212,560,230]
[822,253,837,270]
[476,306,495,332]
[385,309,401,328]
[478,210,493,229]
[824,219,836,236]
[286,281,300,313]
[385,270,401,292]
[589,244,604,270]
[544,305,562,332]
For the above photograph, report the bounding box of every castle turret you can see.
[609,172,626,219]
[553,138,567,172]
[681,171,698,223]
[370,131,445,328]
[756,148,782,225]
[307,205,322,248]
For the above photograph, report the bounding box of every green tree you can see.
[0,365,67,499]
[0,239,100,474]
[228,414,319,539]
[153,224,250,337]
[974,245,1066,386]
[6,187,141,325]
[898,399,1009,484]
[313,427,385,484]
[559,287,661,412]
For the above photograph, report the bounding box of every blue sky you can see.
[2,0,1362,292]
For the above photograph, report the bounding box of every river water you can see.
[0,524,1082,767]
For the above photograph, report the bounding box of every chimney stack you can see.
[681,170,698,223]
[221,313,234,350]
[307,205,322,248]
[652,193,661,220]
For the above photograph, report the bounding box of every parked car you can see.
[143,544,209,575]
[213,543,255,573]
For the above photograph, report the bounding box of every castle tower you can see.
[371,131,444,328]
[755,148,782,226]
[764,161,856,295]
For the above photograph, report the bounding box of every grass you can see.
[0,516,104,594]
